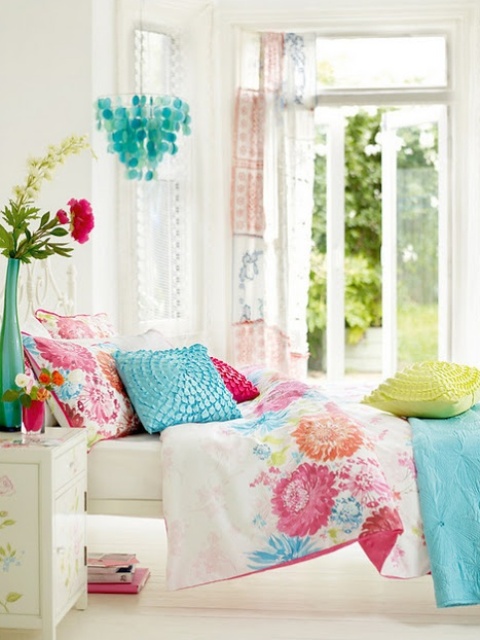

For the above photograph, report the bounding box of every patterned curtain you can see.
[231,32,316,378]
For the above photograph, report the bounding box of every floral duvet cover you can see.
[160,369,430,590]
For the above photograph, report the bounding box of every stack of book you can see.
[87,552,150,594]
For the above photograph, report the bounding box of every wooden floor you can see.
[9,515,480,640]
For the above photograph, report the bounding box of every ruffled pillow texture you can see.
[210,356,260,403]
[35,308,117,340]
[362,360,480,418]
[114,344,242,433]
[22,334,141,449]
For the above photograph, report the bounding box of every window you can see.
[133,29,191,326]
[116,4,196,337]
[308,36,449,380]
[316,37,447,89]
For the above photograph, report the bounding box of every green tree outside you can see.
[307,107,438,371]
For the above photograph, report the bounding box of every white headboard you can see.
[0,260,77,324]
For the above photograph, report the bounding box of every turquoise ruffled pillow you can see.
[114,343,242,433]
[362,361,480,419]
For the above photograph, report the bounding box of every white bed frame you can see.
[12,259,165,518]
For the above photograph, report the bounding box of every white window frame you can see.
[115,0,212,343]
[217,0,480,367]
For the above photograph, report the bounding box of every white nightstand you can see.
[0,427,87,640]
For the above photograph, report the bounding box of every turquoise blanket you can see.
[409,406,480,607]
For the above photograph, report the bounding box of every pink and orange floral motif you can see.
[292,403,365,462]
[271,462,339,537]
[97,351,125,394]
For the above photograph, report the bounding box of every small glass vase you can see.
[0,258,24,432]
[22,400,45,434]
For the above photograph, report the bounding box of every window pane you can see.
[316,37,447,89]
[133,29,190,325]
[396,121,439,368]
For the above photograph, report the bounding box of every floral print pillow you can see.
[34,308,117,340]
[23,334,140,449]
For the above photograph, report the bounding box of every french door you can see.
[318,105,448,379]
[381,106,448,377]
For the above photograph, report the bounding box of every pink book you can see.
[88,567,150,594]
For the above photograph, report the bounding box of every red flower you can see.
[56,209,69,224]
[51,370,65,386]
[38,371,51,385]
[67,198,94,244]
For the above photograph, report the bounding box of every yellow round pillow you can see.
[362,361,480,418]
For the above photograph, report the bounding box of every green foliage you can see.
[0,135,90,263]
[307,251,382,365]
[0,200,72,263]
[308,106,439,369]
[397,303,438,369]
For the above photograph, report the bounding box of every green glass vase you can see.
[0,258,24,432]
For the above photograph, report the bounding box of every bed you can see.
[10,264,480,608]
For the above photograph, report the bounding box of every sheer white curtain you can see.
[231,32,316,378]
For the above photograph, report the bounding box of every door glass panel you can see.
[382,107,444,374]
[396,120,439,368]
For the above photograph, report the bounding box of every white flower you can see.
[14,373,32,389]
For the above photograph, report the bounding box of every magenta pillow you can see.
[34,308,117,340]
[210,357,260,403]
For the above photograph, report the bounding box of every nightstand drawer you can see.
[54,440,87,491]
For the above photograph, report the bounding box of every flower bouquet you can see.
[0,135,94,431]
[2,369,65,433]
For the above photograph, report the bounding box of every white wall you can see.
[0,0,118,322]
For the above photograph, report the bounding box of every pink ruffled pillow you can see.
[210,357,260,403]
[34,308,117,340]
[22,334,140,450]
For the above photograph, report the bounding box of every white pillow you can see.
[21,315,51,338]
[109,329,172,352]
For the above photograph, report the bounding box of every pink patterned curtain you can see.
[231,33,316,378]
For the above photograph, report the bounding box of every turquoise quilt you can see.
[409,406,480,607]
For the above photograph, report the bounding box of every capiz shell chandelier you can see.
[95,93,192,180]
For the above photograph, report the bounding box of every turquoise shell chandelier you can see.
[95,94,192,180]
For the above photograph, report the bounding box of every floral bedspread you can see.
[160,369,430,590]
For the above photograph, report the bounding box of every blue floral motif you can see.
[56,376,83,401]
[21,335,38,355]
[330,496,363,534]
[0,545,22,573]
[230,409,289,436]
[252,513,267,528]
[239,250,262,285]
[247,534,321,570]
[253,443,271,460]
[285,33,307,104]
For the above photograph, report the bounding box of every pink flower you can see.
[271,462,339,537]
[37,338,97,372]
[56,209,69,224]
[360,505,403,537]
[67,198,94,244]
[0,474,15,496]
[55,318,96,340]
[80,382,119,424]
[255,380,309,415]
[339,459,392,507]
